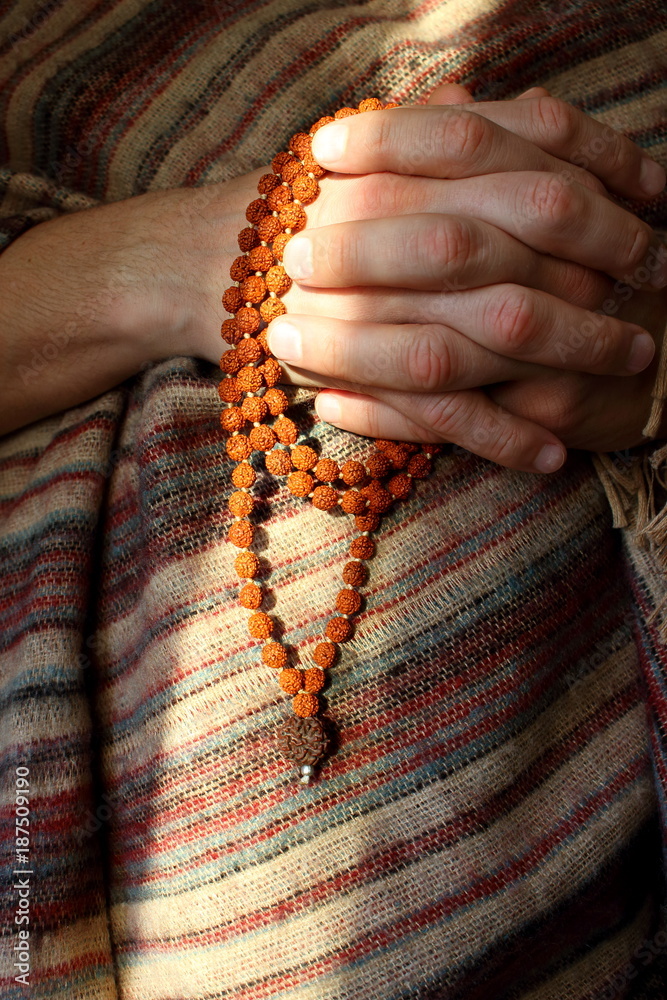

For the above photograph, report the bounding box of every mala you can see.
[219,97,438,784]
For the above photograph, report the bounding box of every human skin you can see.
[0,88,664,474]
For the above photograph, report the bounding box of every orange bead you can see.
[229,490,254,517]
[279,667,303,694]
[385,445,410,469]
[246,198,271,224]
[238,227,260,252]
[281,159,305,184]
[408,454,433,478]
[259,357,282,386]
[291,444,318,470]
[265,266,292,296]
[258,172,280,194]
[232,462,256,488]
[230,255,251,281]
[240,582,262,609]
[314,458,339,482]
[241,397,268,423]
[293,692,319,717]
[220,407,245,433]
[249,425,277,452]
[220,349,243,374]
[358,97,384,111]
[292,174,319,204]
[279,203,307,232]
[240,275,267,303]
[350,536,374,559]
[334,106,359,118]
[343,561,367,587]
[312,485,338,510]
[388,473,412,499]
[289,132,312,158]
[226,435,252,462]
[272,151,292,175]
[222,286,243,313]
[248,245,275,270]
[326,617,352,642]
[262,642,287,669]
[365,453,392,478]
[257,216,283,241]
[219,378,242,403]
[236,338,263,364]
[288,471,313,497]
[364,485,393,513]
[263,387,289,415]
[248,612,273,638]
[265,449,292,476]
[272,233,292,259]
[237,366,264,393]
[336,588,361,615]
[355,512,380,532]
[339,489,367,515]
[340,460,366,485]
[260,297,287,323]
[235,551,259,578]
[228,520,254,548]
[274,417,298,444]
[235,307,261,335]
[267,185,292,211]
[313,642,337,669]
[304,668,325,693]
[255,328,270,355]
[221,318,242,344]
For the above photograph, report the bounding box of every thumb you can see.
[425,82,476,105]
[515,85,551,99]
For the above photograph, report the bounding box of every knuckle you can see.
[557,263,607,308]
[407,326,454,391]
[323,228,359,283]
[351,172,407,219]
[490,287,538,352]
[529,173,577,230]
[422,217,474,288]
[533,95,578,147]
[419,392,468,437]
[439,109,488,164]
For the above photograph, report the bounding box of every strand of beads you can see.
[220,97,437,783]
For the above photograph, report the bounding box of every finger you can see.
[516,86,551,99]
[310,103,666,201]
[267,313,535,392]
[314,388,568,474]
[426,82,476,105]
[283,208,665,302]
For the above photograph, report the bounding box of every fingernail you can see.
[639,157,666,197]
[267,320,302,363]
[283,236,313,280]
[534,443,566,473]
[311,122,348,165]
[315,393,341,424]
[625,332,655,373]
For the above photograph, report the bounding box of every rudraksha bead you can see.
[291,444,318,470]
[288,471,313,497]
[263,387,289,415]
[235,551,259,578]
[264,449,292,476]
[241,397,268,422]
[336,588,361,615]
[248,245,275,270]
[260,297,287,322]
[340,460,366,485]
[226,435,252,462]
[313,642,336,668]
[248,612,273,638]
[237,366,264,392]
[221,318,242,344]
[220,410,242,438]
[230,255,251,281]
[219,378,242,403]
[228,520,254,548]
[343,561,367,587]
[238,227,260,251]
[304,668,325,693]
[259,357,282,386]
[236,338,263,364]
[262,642,287,669]
[249,425,277,452]
[314,458,339,482]
[326,617,352,642]
[235,306,261,335]
[312,485,338,510]
[229,490,254,517]
[339,489,367,514]
[231,462,256,489]
[350,536,374,559]
[274,417,298,444]
[240,583,262,609]
[265,265,292,295]
[279,668,303,694]
[293,692,319,717]
[257,216,283,241]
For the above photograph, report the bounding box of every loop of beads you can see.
[219,97,437,782]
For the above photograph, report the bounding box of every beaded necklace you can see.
[219,98,438,784]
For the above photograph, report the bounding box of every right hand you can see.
[263,91,666,471]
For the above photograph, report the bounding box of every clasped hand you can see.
[266,85,667,473]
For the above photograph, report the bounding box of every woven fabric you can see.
[1,2,667,998]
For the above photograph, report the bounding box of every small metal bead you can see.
[307,172,315,179]
[272,211,279,217]
[255,271,263,277]
[285,228,293,234]
[260,193,267,199]
[245,301,252,308]
[299,764,314,785]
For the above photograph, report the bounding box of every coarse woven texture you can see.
[1,1,667,998]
